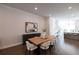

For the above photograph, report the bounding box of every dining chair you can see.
[26,41,37,54]
[50,38,56,54]
[40,41,50,49]
[50,38,56,46]
[40,41,51,54]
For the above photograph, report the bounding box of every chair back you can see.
[26,41,32,50]
[41,41,50,46]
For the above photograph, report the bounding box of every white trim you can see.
[0,42,22,49]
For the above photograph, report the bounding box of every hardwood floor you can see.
[0,38,79,55]
[0,45,26,55]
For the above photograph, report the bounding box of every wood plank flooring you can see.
[0,38,79,55]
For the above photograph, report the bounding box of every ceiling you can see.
[2,3,79,19]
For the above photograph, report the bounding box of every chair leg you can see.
[45,50,47,55]
[28,49,31,55]
[40,49,42,55]
[28,50,30,55]
[25,47,27,55]
[50,46,51,55]
[45,47,47,55]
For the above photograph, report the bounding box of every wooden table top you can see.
[28,35,56,45]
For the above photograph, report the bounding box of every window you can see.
[58,20,75,32]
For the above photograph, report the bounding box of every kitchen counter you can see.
[64,32,79,40]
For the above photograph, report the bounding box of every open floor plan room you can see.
[0,3,79,55]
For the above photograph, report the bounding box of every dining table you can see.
[28,35,56,54]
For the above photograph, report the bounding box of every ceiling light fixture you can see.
[34,7,38,10]
[68,6,72,10]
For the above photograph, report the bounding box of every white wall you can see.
[75,20,79,32]
[0,4,46,49]
[43,17,49,35]
[48,17,59,35]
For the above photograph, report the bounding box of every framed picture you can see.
[25,22,38,33]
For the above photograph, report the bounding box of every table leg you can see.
[34,45,41,55]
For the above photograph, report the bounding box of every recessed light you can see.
[68,6,72,10]
[34,7,38,10]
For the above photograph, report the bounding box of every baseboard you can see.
[0,42,22,50]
